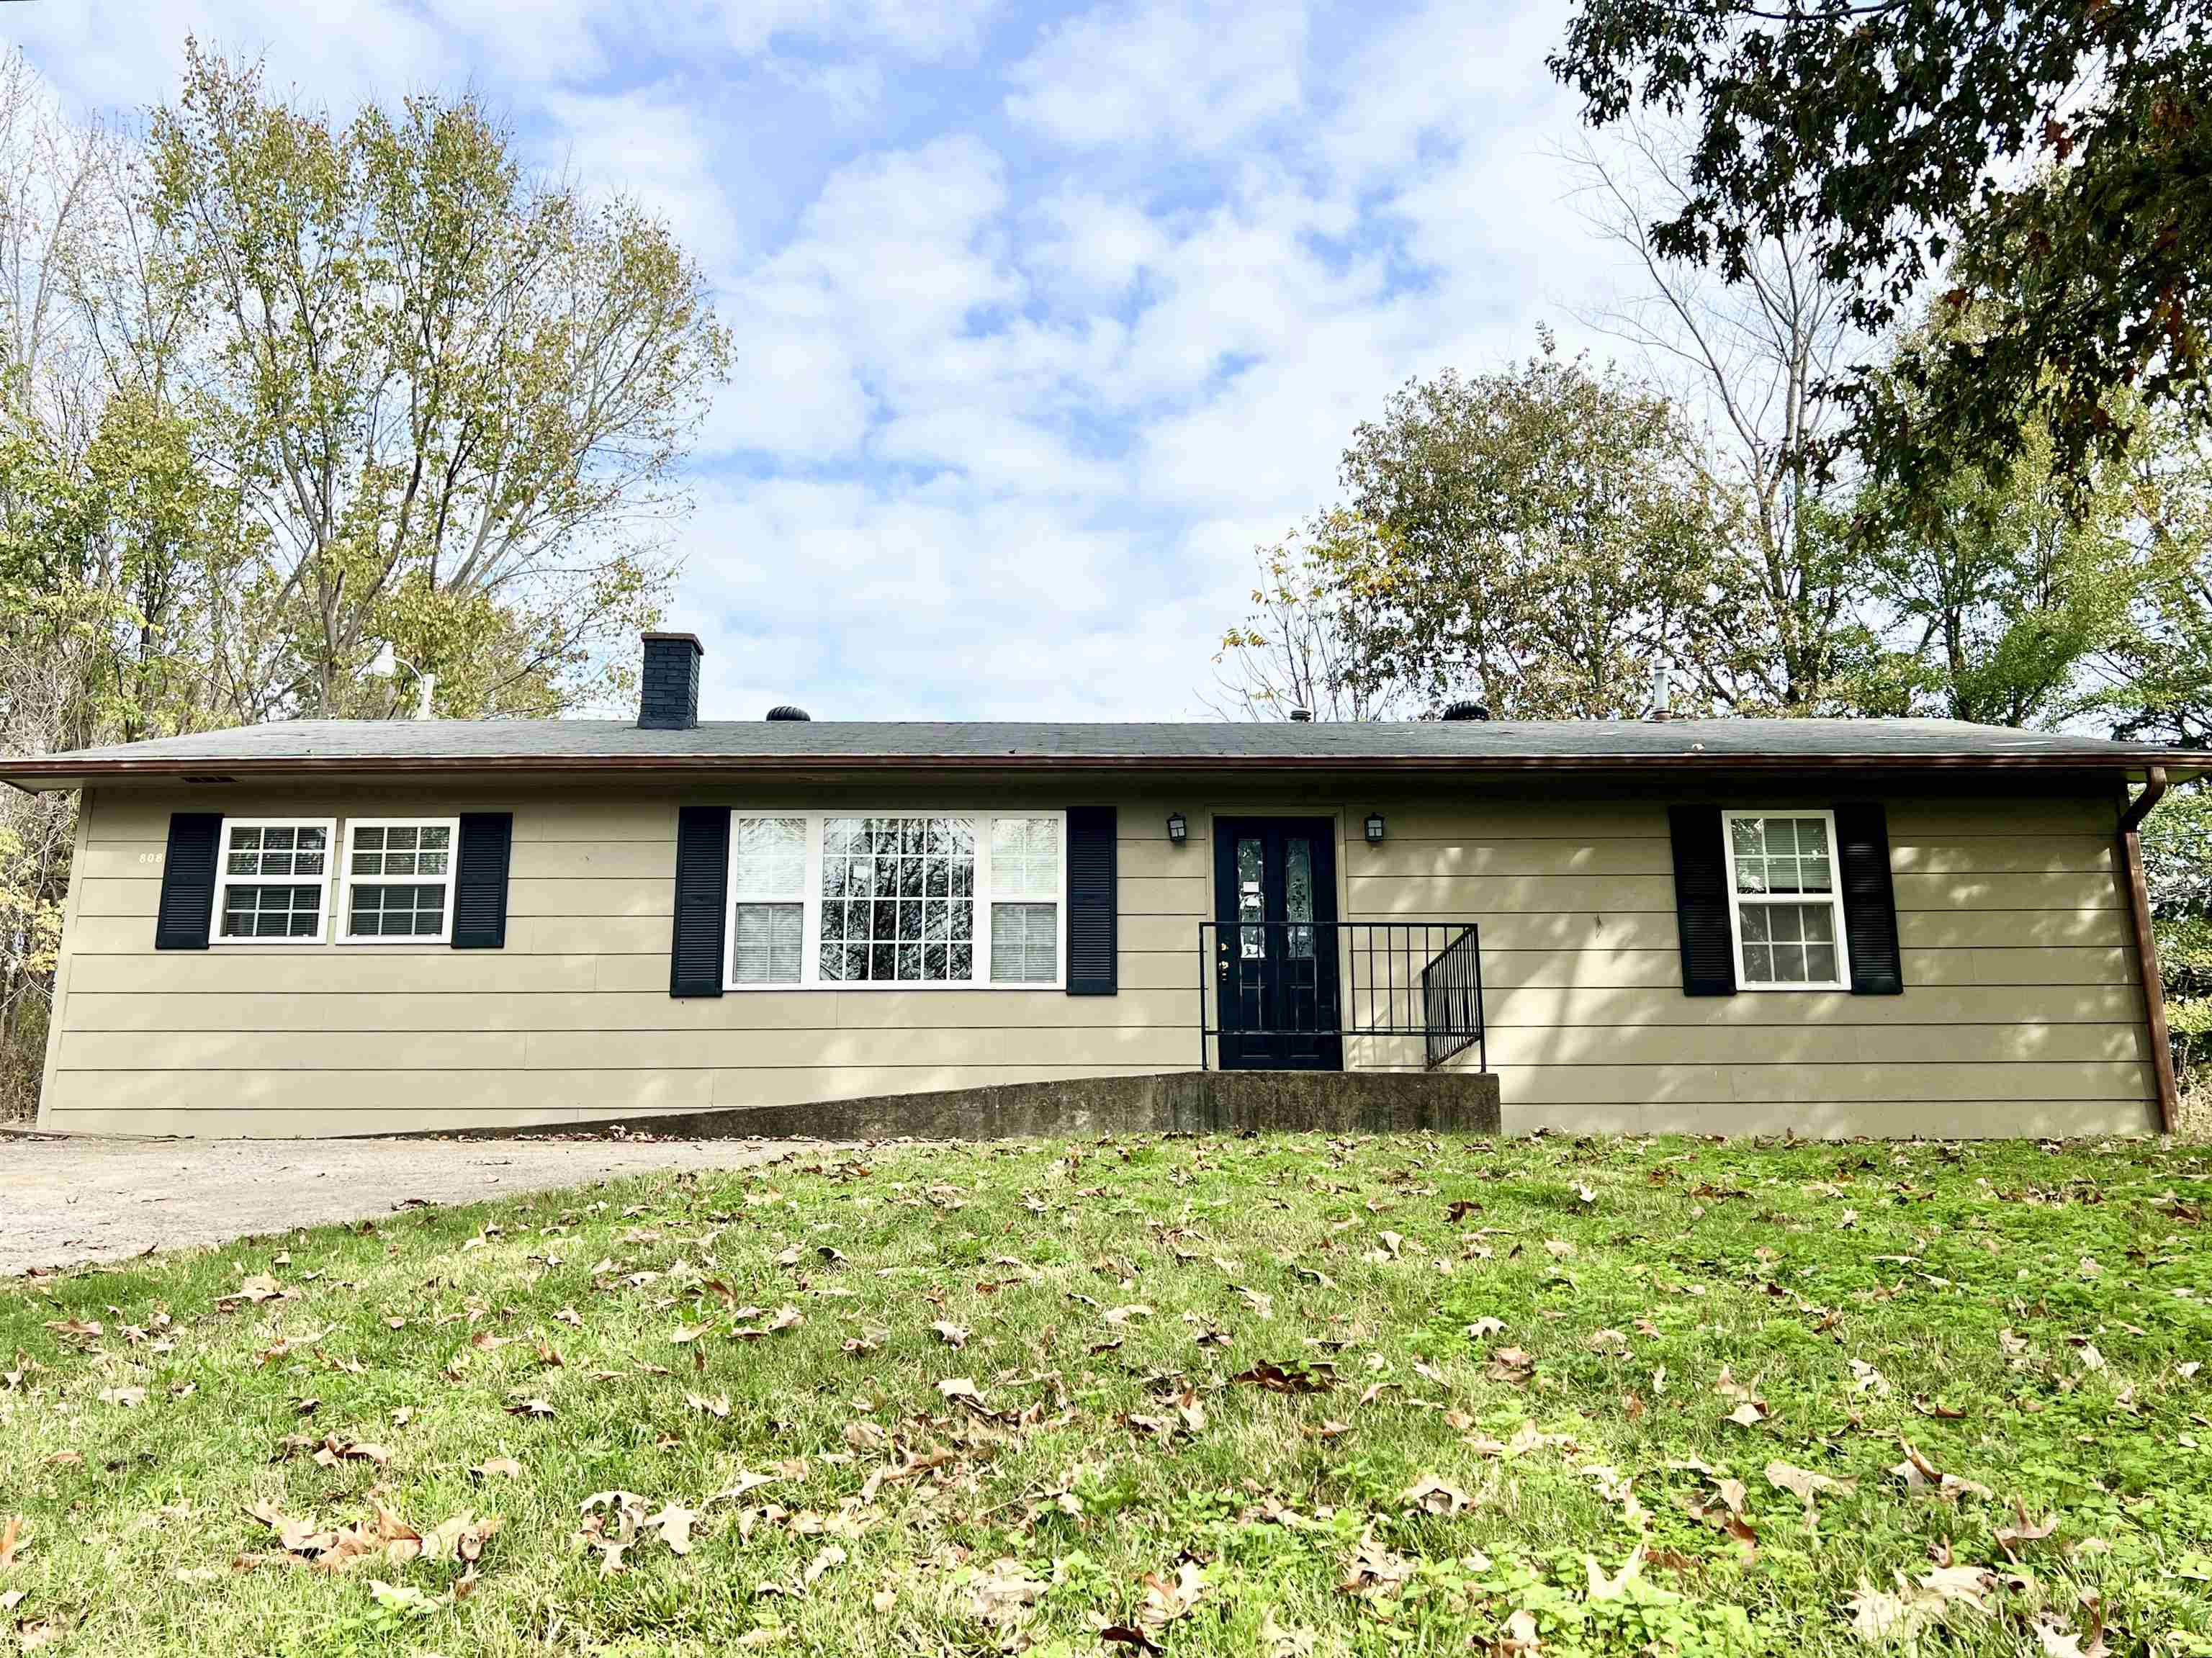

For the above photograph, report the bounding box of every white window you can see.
[987,816,1061,984]
[1723,810,1851,990]
[340,818,459,942]
[731,816,806,984]
[212,819,335,942]
[726,811,1065,989]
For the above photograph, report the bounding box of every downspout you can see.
[2117,765,2176,1135]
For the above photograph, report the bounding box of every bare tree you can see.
[1205,511,1408,721]
[1561,116,1878,713]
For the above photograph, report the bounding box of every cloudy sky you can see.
[10,0,1638,720]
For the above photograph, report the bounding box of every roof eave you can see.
[2,747,2203,793]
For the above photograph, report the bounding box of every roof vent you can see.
[1441,699,1489,722]
[1288,706,1314,723]
[766,704,811,722]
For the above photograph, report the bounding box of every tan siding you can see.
[42,782,2157,1137]
[1335,786,2154,1137]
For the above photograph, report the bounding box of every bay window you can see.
[725,811,1064,988]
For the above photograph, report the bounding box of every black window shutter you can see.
[154,811,223,951]
[1667,805,1736,996]
[1834,801,1904,995]
[451,813,513,949]
[670,806,729,998]
[1066,806,1117,996]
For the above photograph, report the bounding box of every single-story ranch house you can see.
[1,633,2197,1140]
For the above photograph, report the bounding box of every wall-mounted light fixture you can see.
[1166,811,1188,846]
[1364,811,1386,846]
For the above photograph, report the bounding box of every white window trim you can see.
[338,816,461,945]
[1722,807,1852,992]
[209,816,337,945]
[724,809,1068,991]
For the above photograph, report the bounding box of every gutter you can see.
[2116,765,2179,1135]
[0,749,2203,793]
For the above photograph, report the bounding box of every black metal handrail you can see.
[1197,920,1485,1072]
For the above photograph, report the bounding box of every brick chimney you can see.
[638,633,703,729]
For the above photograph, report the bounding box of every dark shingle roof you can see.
[0,716,2193,789]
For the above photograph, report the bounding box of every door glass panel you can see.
[1237,837,1265,958]
[1285,837,1314,959]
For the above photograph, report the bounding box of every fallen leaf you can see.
[1339,1526,1412,1598]
[1766,1460,1856,1528]
[1137,1560,1209,1633]
[1401,1475,1470,1515]
[966,1556,1043,1632]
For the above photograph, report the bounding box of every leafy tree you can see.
[1332,338,1737,719]
[146,43,731,718]
[0,45,732,1116]
[1550,1,2211,492]
[2103,410,2212,746]
[1852,308,2158,726]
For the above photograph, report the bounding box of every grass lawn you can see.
[4,1132,2212,1657]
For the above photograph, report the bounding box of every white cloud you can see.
[541,87,749,276]
[714,0,1003,60]
[1007,0,1305,152]
[16,0,1631,720]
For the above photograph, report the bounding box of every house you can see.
[0,632,2193,1140]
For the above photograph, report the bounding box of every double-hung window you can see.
[341,818,458,942]
[213,819,335,942]
[1723,810,1851,990]
[724,811,1065,988]
[730,816,807,983]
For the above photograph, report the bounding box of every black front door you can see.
[1213,817,1341,1070]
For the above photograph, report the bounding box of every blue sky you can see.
[9,0,1630,721]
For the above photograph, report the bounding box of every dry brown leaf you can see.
[931,1320,970,1348]
[1766,1460,1856,1527]
[1402,1474,1470,1515]
[966,1556,1044,1631]
[470,1457,523,1481]
[1888,1439,1992,1502]
[1137,1560,1209,1632]
[311,1438,392,1468]
[647,1504,697,1556]
[1339,1525,1412,1597]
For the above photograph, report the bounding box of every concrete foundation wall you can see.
[446,1068,1503,1143]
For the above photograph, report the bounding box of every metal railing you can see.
[1197,920,1485,1072]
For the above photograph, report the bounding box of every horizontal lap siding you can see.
[45,789,1205,1134]
[48,782,2161,1140]
[1341,790,2157,1137]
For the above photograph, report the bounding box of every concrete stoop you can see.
[499,1070,1501,1143]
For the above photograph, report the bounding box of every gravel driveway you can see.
[0,1132,817,1275]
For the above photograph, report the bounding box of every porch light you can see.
[1166,812,1188,846]
[1364,811,1386,846]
